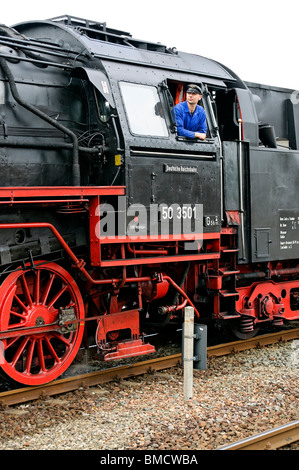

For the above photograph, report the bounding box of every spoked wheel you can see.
[0,261,85,386]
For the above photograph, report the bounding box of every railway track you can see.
[218,420,299,450]
[0,327,298,407]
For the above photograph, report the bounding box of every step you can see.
[219,268,240,276]
[100,339,156,361]
[219,290,239,297]
[221,248,239,253]
[218,312,241,320]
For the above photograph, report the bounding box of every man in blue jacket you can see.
[173,84,207,140]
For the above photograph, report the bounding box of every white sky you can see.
[1,0,298,90]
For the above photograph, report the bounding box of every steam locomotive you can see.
[0,16,298,385]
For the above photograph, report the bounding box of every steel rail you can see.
[0,328,298,407]
[207,327,299,357]
[0,354,182,406]
[218,420,299,450]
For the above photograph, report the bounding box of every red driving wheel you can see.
[0,261,85,385]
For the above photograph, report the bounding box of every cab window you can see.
[119,82,168,137]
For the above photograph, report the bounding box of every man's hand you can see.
[194,132,206,140]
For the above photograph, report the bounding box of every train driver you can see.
[173,84,207,140]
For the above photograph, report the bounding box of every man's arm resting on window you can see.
[194,132,206,140]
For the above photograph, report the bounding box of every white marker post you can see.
[183,306,194,400]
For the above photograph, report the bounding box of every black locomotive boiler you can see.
[0,15,298,385]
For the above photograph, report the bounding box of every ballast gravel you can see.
[0,340,298,451]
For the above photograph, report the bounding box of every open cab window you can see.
[167,80,212,140]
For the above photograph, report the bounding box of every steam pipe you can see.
[0,139,103,154]
[127,244,168,256]
[237,266,299,281]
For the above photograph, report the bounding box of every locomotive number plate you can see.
[160,204,199,221]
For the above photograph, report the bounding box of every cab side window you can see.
[119,82,168,137]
